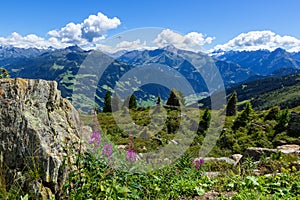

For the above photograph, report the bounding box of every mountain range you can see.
[1,45,300,112]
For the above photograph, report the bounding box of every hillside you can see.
[200,73,300,110]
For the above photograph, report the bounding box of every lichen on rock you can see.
[0,78,88,198]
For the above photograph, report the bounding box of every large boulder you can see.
[276,144,300,156]
[0,78,87,198]
[288,112,300,137]
[243,145,300,161]
[243,147,278,161]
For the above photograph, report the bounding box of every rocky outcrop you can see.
[288,112,300,137]
[243,147,278,161]
[243,144,300,161]
[277,144,300,155]
[0,78,87,198]
[203,157,236,165]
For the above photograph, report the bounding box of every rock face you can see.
[277,144,300,155]
[288,112,300,137]
[243,145,300,161]
[243,147,278,161]
[0,78,86,198]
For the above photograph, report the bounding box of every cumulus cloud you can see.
[213,30,300,52]
[95,30,214,53]
[48,22,82,44]
[0,12,121,49]
[153,29,215,51]
[49,12,120,44]
[0,32,68,49]
[81,12,121,42]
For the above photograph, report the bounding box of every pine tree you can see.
[111,92,121,112]
[103,90,112,113]
[275,109,290,132]
[0,68,9,79]
[233,101,253,129]
[166,89,182,107]
[202,107,211,130]
[199,107,211,132]
[156,94,161,105]
[129,94,138,109]
[265,106,280,121]
[226,91,238,116]
[240,102,253,122]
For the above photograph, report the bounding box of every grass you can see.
[59,151,300,199]
[1,105,299,199]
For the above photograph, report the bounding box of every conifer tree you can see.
[226,91,238,116]
[129,94,138,109]
[156,94,161,105]
[264,106,280,121]
[275,109,290,132]
[233,101,253,129]
[166,89,181,107]
[201,107,211,131]
[0,68,9,79]
[103,90,112,113]
[240,101,253,122]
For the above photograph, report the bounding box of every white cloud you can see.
[48,22,82,43]
[153,29,214,51]
[0,32,68,49]
[213,30,300,52]
[95,30,214,53]
[96,39,154,53]
[81,12,121,42]
[0,12,121,49]
[48,12,121,44]
[116,39,148,51]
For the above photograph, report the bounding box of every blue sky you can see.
[1,0,300,51]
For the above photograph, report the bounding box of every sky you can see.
[1,0,300,52]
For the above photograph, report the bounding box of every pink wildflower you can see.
[193,158,204,169]
[126,149,137,163]
[102,144,113,159]
[89,130,101,148]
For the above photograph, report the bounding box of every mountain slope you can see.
[200,73,300,110]
[213,48,300,75]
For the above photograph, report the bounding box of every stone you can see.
[243,147,277,161]
[276,144,300,155]
[230,154,243,164]
[203,157,236,165]
[288,112,300,137]
[243,145,300,161]
[170,140,178,145]
[204,172,220,178]
[0,78,86,198]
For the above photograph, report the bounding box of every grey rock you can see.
[230,154,243,164]
[243,145,300,161]
[243,147,278,161]
[288,112,300,137]
[204,172,220,178]
[0,78,86,198]
[276,144,300,155]
[203,157,236,165]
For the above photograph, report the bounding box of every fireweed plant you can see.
[193,158,205,169]
[88,112,138,169]
[87,112,204,170]
[62,112,214,199]
[61,111,300,199]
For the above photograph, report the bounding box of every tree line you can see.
[102,89,186,113]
